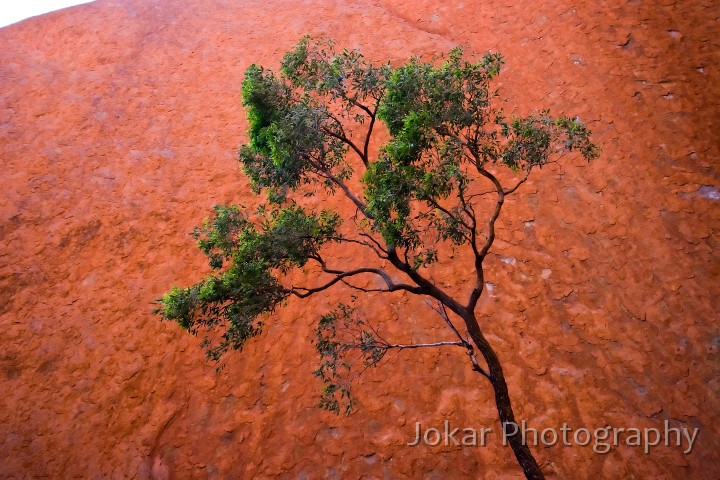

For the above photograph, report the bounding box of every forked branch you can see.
[291,258,424,298]
[425,300,491,379]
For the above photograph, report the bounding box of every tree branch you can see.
[385,245,466,317]
[467,349,491,379]
[342,93,374,118]
[457,182,481,268]
[291,267,387,298]
[465,167,505,311]
[359,232,388,255]
[503,167,533,195]
[362,98,381,162]
[313,165,374,219]
[320,124,366,166]
[329,235,388,259]
[457,183,476,224]
[291,259,423,298]
[382,341,466,350]
[426,197,473,232]
[476,167,504,260]
[424,300,491,379]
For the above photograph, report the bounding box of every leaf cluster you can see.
[156,204,340,360]
[313,304,386,415]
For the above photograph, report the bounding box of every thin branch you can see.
[359,232,388,255]
[383,341,466,350]
[457,183,480,264]
[311,49,374,120]
[360,317,392,346]
[328,235,388,259]
[441,303,471,347]
[423,300,491,379]
[292,258,423,298]
[340,340,466,352]
[466,189,497,200]
[467,350,491,379]
[343,93,374,118]
[504,167,533,195]
[426,197,473,232]
[464,167,504,311]
[291,267,388,298]
[362,98,381,162]
[313,166,374,219]
[320,125,366,166]
[402,245,410,266]
[339,278,388,293]
[457,183,477,230]
[475,167,505,261]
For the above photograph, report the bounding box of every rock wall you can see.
[0,0,718,478]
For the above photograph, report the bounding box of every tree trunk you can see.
[461,310,545,480]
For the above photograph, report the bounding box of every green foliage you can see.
[157,36,598,414]
[156,204,340,361]
[365,47,598,250]
[239,36,391,204]
[378,48,502,136]
[281,36,389,109]
[313,304,386,415]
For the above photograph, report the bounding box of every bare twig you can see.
[424,300,491,379]
[383,341,466,349]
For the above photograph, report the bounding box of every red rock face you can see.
[1,0,718,478]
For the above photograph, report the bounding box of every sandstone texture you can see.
[0,0,718,478]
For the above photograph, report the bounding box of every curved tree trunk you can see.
[461,310,545,480]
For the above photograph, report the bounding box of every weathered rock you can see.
[0,0,718,478]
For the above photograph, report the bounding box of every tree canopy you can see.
[156,36,597,480]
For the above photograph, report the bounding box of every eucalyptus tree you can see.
[156,37,598,479]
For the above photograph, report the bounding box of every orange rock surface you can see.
[1,0,718,478]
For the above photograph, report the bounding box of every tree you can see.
[156,37,598,479]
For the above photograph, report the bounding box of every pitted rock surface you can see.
[0,0,718,478]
